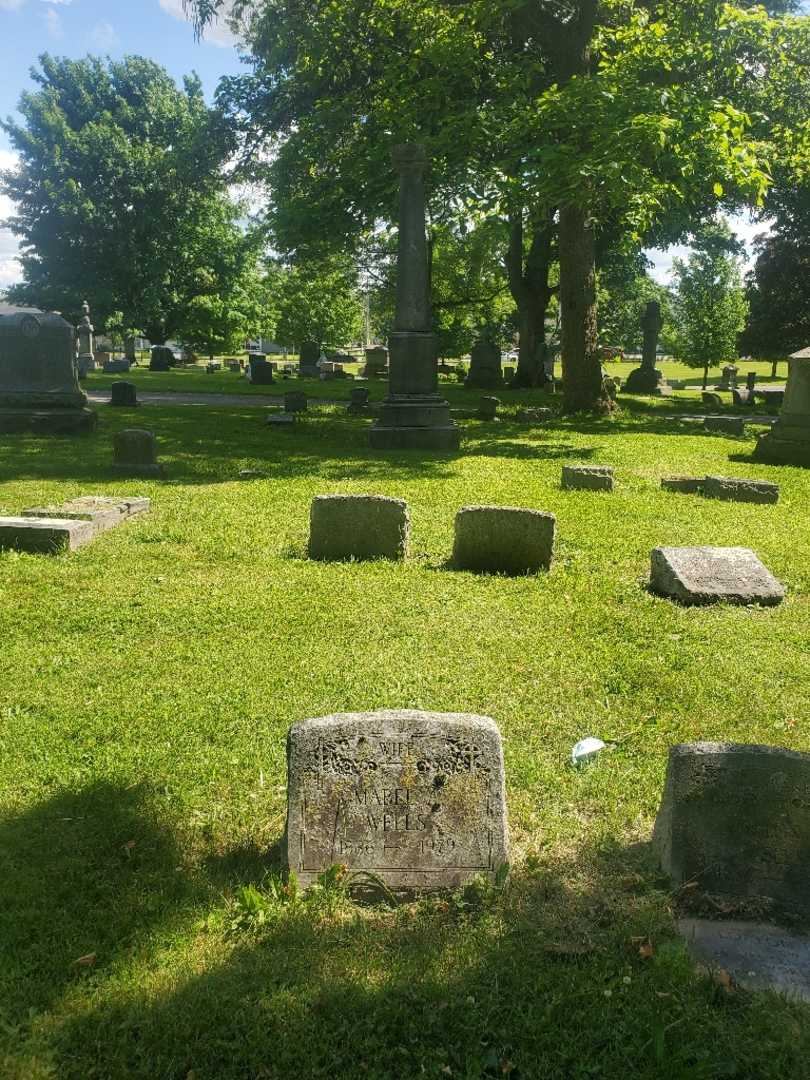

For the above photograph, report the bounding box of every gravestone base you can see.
[624,367,666,394]
[370,396,460,450]
[0,407,97,434]
[0,496,149,553]
[753,419,810,467]
[286,709,508,896]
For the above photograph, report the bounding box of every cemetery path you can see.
[86,391,347,408]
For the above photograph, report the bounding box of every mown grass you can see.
[1,402,809,1079]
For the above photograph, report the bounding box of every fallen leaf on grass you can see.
[73,953,96,967]
[714,968,735,993]
[639,941,655,960]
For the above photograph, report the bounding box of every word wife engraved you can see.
[286,710,509,891]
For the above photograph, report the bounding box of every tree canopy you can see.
[1,54,259,345]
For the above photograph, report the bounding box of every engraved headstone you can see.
[654,742,810,917]
[149,345,175,372]
[650,546,785,606]
[299,341,320,378]
[110,380,137,407]
[363,346,388,379]
[112,429,164,478]
[465,340,503,390]
[286,709,508,893]
[0,305,96,433]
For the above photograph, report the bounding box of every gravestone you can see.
[149,346,175,372]
[661,476,704,494]
[369,144,459,450]
[465,340,503,390]
[267,413,296,429]
[746,371,757,392]
[704,416,745,435]
[110,381,137,407]
[453,506,556,575]
[347,387,371,415]
[249,354,275,385]
[702,476,779,505]
[76,300,95,375]
[516,407,554,423]
[124,336,138,365]
[650,547,785,606]
[654,742,810,917]
[562,465,614,492]
[309,495,409,561]
[363,347,388,379]
[286,709,508,893]
[753,351,810,466]
[732,388,753,407]
[718,363,738,390]
[624,302,668,394]
[503,365,515,382]
[298,341,320,378]
[477,396,500,421]
[0,495,149,553]
[0,305,96,433]
[103,358,131,374]
[112,429,164,478]
[701,391,723,409]
[284,391,308,413]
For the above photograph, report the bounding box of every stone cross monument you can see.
[369,143,459,450]
[624,300,669,395]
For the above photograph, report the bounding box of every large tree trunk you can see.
[559,203,611,413]
[506,210,555,387]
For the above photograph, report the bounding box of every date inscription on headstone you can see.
[286,710,508,891]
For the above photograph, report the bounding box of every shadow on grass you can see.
[3,782,809,1078]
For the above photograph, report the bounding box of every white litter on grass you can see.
[571,737,607,766]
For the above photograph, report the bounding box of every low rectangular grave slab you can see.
[655,743,810,918]
[0,516,95,553]
[702,476,779,504]
[286,709,508,893]
[267,413,296,428]
[562,465,614,492]
[22,496,150,537]
[309,494,409,561]
[661,476,704,494]
[704,416,745,435]
[650,546,785,606]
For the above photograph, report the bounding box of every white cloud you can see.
[646,213,774,285]
[90,19,118,49]
[0,151,22,292]
[158,0,239,48]
[42,6,63,38]
[40,0,73,5]
[0,0,27,11]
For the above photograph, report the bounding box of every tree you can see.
[672,221,749,389]
[272,256,363,350]
[187,0,810,411]
[1,54,249,343]
[597,255,675,355]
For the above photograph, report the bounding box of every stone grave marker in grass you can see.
[704,416,745,435]
[453,505,555,575]
[112,429,165,478]
[702,476,779,504]
[0,495,149,553]
[650,547,785,606]
[308,495,409,561]
[110,381,137,407]
[562,465,614,492]
[284,391,308,414]
[286,709,508,894]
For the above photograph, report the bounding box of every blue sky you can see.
[0,1,808,291]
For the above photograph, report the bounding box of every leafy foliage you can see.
[271,256,363,348]
[1,55,256,345]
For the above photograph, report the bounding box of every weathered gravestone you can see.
[701,391,724,410]
[624,301,670,395]
[718,363,738,391]
[76,301,95,378]
[112,429,165,478]
[650,547,785,606]
[704,415,745,435]
[477,396,500,421]
[347,387,371,415]
[702,475,779,505]
[363,347,388,379]
[249,354,275,385]
[284,391,308,414]
[562,465,615,492]
[661,476,705,494]
[0,305,96,433]
[103,358,131,374]
[654,742,810,918]
[453,506,556,575]
[309,494,410,561]
[753,350,810,466]
[0,496,149,553]
[465,340,503,390]
[110,381,138,407]
[149,346,175,372]
[286,709,509,893]
[298,341,320,378]
[369,144,459,450]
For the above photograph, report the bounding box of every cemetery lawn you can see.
[2,401,810,1080]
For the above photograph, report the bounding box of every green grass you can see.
[1,402,809,1079]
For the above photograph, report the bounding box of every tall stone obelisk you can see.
[369,143,459,450]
